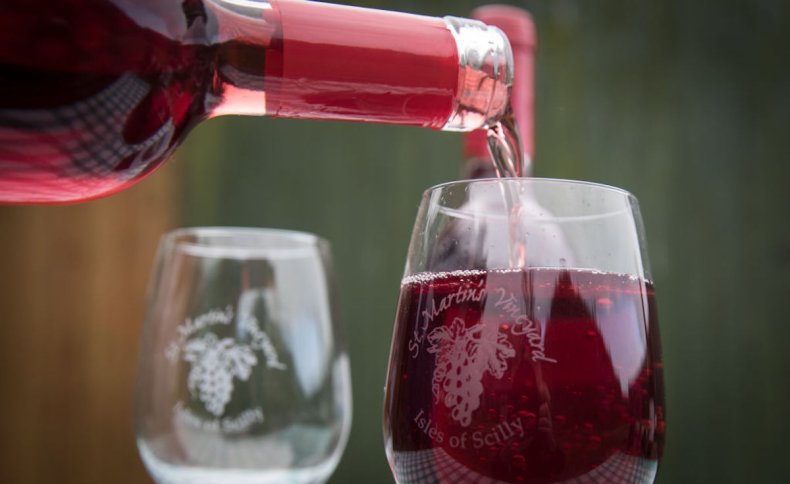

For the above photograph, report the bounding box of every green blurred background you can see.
[1,0,788,483]
[187,0,790,482]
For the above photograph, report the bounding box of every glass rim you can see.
[423,177,638,200]
[161,226,328,259]
[422,177,639,222]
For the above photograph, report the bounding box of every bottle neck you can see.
[208,0,512,131]
[442,16,513,131]
[206,0,275,117]
[464,5,536,176]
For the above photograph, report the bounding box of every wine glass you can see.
[384,179,665,483]
[135,227,351,484]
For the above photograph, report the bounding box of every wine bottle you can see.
[0,0,513,204]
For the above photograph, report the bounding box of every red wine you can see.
[0,0,512,203]
[384,268,664,483]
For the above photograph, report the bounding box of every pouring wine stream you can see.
[487,110,560,450]
[486,109,528,268]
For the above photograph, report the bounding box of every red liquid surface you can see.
[0,0,460,203]
[384,268,665,483]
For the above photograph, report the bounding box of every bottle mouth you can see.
[441,16,514,131]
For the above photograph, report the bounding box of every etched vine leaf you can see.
[479,325,515,379]
[427,317,515,427]
[183,333,257,417]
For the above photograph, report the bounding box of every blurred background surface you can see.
[1,0,789,482]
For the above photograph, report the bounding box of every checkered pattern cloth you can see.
[0,74,173,178]
[392,447,503,484]
[391,447,657,483]
[560,452,658,483]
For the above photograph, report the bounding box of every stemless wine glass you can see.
[384,179,665,483]
[135,227,351,484]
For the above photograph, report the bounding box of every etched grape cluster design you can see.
[183,333,257,417]
[427,318,515,427]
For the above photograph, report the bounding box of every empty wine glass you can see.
[135,227,351,484]
[384,179,665,483]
